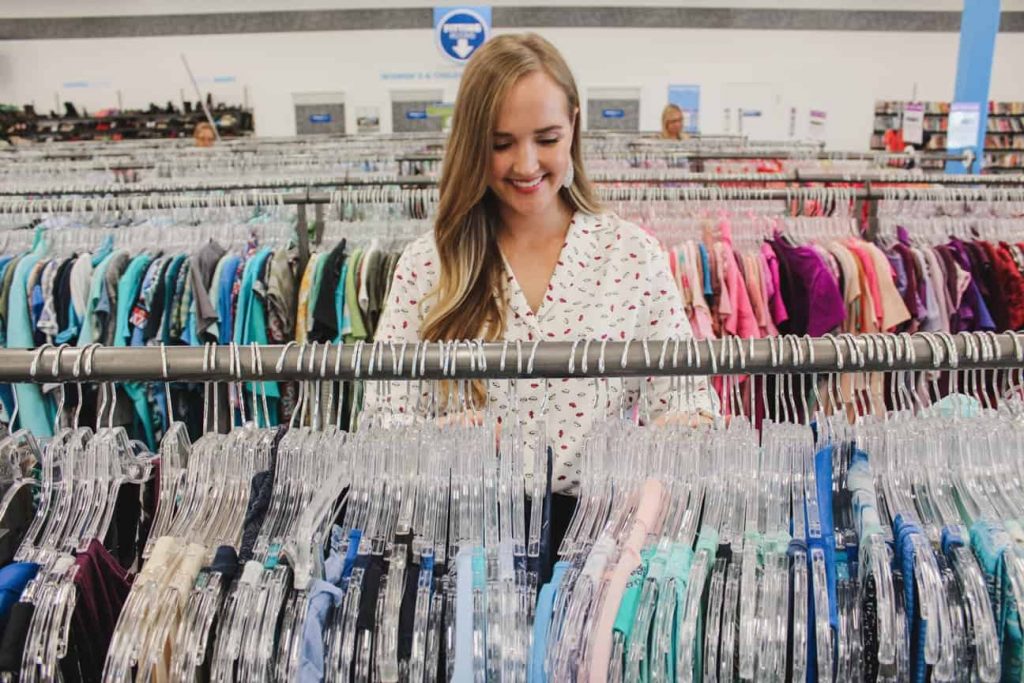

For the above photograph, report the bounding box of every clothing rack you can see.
[394,150,972,163]
[5,185,1024,211]
[4,170,1024,198]
[3,332,1017,383]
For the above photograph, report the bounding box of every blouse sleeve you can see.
[634,230,718,422]
[361,238,433,420]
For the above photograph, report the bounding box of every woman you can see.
[193,121,217,147]
[372,33,714,550]
[660,103,687,140]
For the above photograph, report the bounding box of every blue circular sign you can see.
[436,9,489,63]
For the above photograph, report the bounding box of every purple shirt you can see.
[770,239,846,336]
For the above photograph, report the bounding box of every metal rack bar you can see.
[2,333,1017,383]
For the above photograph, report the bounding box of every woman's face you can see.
[488,71,575,219]
[664,111,683,138]
[195,126,216,147]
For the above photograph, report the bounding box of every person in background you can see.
[883,126,905,152]
[660,103,688,140]
[193,121,217,147]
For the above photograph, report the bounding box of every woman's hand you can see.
[653,410,716,428]
[436,410,504,441]
[436,409,486,428]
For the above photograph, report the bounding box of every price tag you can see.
[902,102,924,145]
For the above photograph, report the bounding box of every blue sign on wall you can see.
[668,84,701,134]
[309,114,332,124]
[434,7,491,63]
[602,109,625,119]
[406,111,428,120]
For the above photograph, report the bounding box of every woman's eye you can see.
[538,138,560,146]
[493,141,512,151]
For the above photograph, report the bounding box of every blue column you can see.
[946,0,1001,174]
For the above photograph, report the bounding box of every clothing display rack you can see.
[5,170,1024,198]
[4,185,1024,212]
[0,331,1021,681]
[3,130,1024,681]
[2,332,1018,383]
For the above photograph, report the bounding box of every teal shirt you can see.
[114,253,154,348]
[234,248,278,424]
[7,230,53,437]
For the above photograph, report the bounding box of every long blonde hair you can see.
[422,33,600,347]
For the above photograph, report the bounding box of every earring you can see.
[562,162,575,189]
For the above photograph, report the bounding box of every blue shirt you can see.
[530,560,570,683]
[299,541,345,682]
[0,562,39,631]
[217,255,241,345]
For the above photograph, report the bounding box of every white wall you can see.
[2,11,1024,149]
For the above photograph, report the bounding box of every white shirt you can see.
[368,210,714,492]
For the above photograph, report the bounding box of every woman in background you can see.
[660,103,688,140]
[193,121,217,147]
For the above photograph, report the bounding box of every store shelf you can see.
[5,105,255,143]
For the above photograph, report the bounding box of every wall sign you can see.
[406,111,428,120]
[808,109,827,141]
[667,85,700,134]
[947,101,981,150]
[902,102,924,145]
[293,91,346,135]
[356,106,380,134]
[602,108,625,119]
[433,7,491,63]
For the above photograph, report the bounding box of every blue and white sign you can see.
[602,108,625,119]
[668,85,701,134]
[406,111,428,120]
[309,114,332,124]
[434,6,491,63]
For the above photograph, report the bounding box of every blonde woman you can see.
[372,34,713,558]
[193,121,216,147]
[660,103,687,140]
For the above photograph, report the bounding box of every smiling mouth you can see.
[508,175,545,190]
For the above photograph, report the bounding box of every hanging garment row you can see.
[0,332,1017,681]
[615,194,1024,344]
[0,203,421,447]
[0,186,1020,447]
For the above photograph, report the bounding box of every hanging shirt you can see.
[114,253,155,347]
[770,239,845,336]
[217,254,242,345]
[368,211,715,493]
[189,240,227,341]
[7,233,53,437]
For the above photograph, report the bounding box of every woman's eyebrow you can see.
[493,125,564,137]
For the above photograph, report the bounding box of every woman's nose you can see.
[512,143,539,175]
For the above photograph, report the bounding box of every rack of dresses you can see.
[0,333,1018,681]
